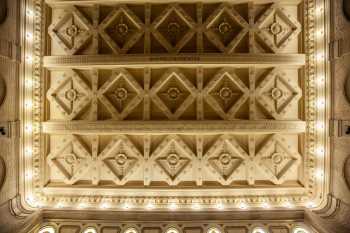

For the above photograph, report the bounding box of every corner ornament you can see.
[0,0,6,24]
[0,156,5,191]
[345,155,350,190]
[0,76,5,107]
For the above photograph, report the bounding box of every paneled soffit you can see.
[20,0,330,212]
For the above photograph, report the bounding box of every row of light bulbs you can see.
[38,226,311,233]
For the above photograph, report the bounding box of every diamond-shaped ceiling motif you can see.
[255,135,301,184]
[151,4,196,52]
[49,7,93,55]
[204,135,249,185]
[204,69,249,120]
[255,4,301,52]
[150,68,196,120]
[151,135,196,185]
[99,136,143,185]
[98,69,144,120]
[47,136,92,185]
[99,5,144,54]
[47,70,92,120]
[256,69,301,119]
[204,3,249,53]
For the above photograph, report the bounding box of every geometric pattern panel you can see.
[49,3,301,55]
[47,67,302,121]
[47,134,302,187]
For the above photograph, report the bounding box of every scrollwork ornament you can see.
[343,0,350,21]
[0,0,7,24]
[0,76,5,107]
[0,156,5,191]
[344,155,350,190]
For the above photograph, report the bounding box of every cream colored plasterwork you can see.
[20,0,330,211]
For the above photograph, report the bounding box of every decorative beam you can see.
[43,54,306,69]
[45,0,303,6]
[42,120,306,135]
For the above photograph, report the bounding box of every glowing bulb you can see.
[146,202,155,210]
[78,203,88,209]
[122,202,132,210]
[26,55,33,63]
[25,100,33,109]
[191,203,201,210]
[215,202,225,210]
[83,227,97,233]
[169,202,178,211]
[261,202,270,209]
[38,226,55,233]
[25,79,33,88]
[26,32,33,40]
[283,201,293,208]
[238,202,248,210]
[252,228,267,233]
[25,170,33,180]
[316,147,324,157]
[315,169,324,179]
[316,122,324,130]
[316,52,324,61]
[25,123,33,133]
[26,9,34,17]
[306,201,316,209]
[317,99,325,109]
[55,202,65,208]
[25,147,33,156]
[100,202,110,209]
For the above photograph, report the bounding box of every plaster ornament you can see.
[0,76,5,107]
[0,0,6,24]
[0,156,5,191]
[344,155,350,190]
[345,75,350,104]
[344,0,350,21]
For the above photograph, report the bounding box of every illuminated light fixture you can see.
[26,9,34,17]
[122,202,132,210]
[25,123,33,133]
[315,169,324,179]
[78,202,88,209]
[306,201,316,209]
[38,226,56,233]
[25,100,33,109]
[166,228,179,233]
[25,170,33,180]
[317,75,325,85]
[168,202,178,211]
[207,227,221,233]
[26,55,33,63]
[316,122,324,130]
[293,227,310,233]
[215,202,225,210]
[238,202,248,210]
[282,201,294,209]
[25,147,33,156]
[316,52,325,61]
[55,202,65,208]
[261,202,270,209]
[191,203,201,210]
[125,228,138,233]
[145,202,155,210]
[26,32,33,40]
[252,228,267,233]
[83,227,97,233]
[25,79,33,88]
[316,147,325,157]
[317,99,325,109]
[100,202,110,209]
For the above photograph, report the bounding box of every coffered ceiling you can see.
[20,0,329,211]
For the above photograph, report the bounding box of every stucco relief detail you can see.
[21,0,329,209]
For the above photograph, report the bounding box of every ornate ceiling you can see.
[21,0,330,211]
